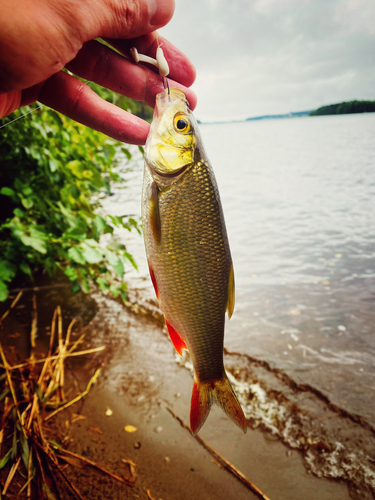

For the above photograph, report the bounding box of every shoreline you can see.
[0,278,353,499]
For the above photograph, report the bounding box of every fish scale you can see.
[156,160,230,381]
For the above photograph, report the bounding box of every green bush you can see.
[310,100,375,116]
[0,105,141,301]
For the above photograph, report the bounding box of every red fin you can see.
[190,379,212,435]
[148,264,159,298]
[165,319,187,356]
[190,374,247,436]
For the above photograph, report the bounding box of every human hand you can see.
[0,0,197,145]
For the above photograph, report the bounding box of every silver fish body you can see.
[142,88,246,435]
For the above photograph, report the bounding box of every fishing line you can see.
[0,80,92,130]
[0,105,43,130]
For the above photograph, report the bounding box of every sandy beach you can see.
[0,277,352,500]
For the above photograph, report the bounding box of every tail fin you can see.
[190,373,247,436]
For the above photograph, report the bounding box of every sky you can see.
[158,0,375,122]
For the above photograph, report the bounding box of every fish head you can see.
[145,88,197,177]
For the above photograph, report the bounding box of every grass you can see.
[0,295,135,499]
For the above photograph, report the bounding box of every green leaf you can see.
[20,428,30,469]
[71,281,81,294]
[20,261,32,277]
[64,267,78,281]
[0,187,15,197]
[13,208,24,217]
[49,159,59,172]
[124,252,138,271]
[0,388,10,401]
[21,197,34,209]
[0,261,16,282]
[81,276,90,293]
[107,241,126,251]
[96,276,108,291]
[49,441,62,449]
[68,247,86,265]
[103,177,111,194]
[113,258,124,278]
[80,243,102,264]
[19,234,47,253]
[94,215,106,236]
[0,281,9,302]
[109,284,120,297]
[69,185,80,200]
[121,147,132,160]
[0,449,12,469]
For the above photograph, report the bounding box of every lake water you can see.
[101,112,375,497]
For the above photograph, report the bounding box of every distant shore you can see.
[199,99,375,125]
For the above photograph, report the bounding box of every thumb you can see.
[96,0,175,40]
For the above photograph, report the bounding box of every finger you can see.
[90,0,175,39]
[38,71,149,145]
[0,91,22,118]
[104,33,196,88]
[66,40,197,110]
[0,0,175,94]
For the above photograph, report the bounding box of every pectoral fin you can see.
[148,263,159,299]
[147,181,161,245]
[226,264,235,319]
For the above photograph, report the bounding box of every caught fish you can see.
[142,88,246,435]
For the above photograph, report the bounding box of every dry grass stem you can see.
[0,291,23,325]
[54,446,137,487]
[2,456,21,495]
[45,367,101,421]
[0,305,107,499]
[30,294,37,349]
[1,346,106,372]
[166,407,271,500]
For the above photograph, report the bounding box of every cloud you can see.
[160,0,375,121]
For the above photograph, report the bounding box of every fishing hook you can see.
[130,46,170,95]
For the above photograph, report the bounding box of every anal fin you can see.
[165,319,187,356]
[226,264,235,319]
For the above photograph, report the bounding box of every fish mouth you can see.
[154,88,189,118]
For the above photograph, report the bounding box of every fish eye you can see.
[173,114,191,134]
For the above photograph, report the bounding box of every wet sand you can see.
[0,280,351,500]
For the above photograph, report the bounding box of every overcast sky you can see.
[159,0,375,122]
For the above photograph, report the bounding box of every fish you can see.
[141,88,246,435]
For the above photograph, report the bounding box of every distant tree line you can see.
[310,100,375,116]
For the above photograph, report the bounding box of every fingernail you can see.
[149,0,175,27]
